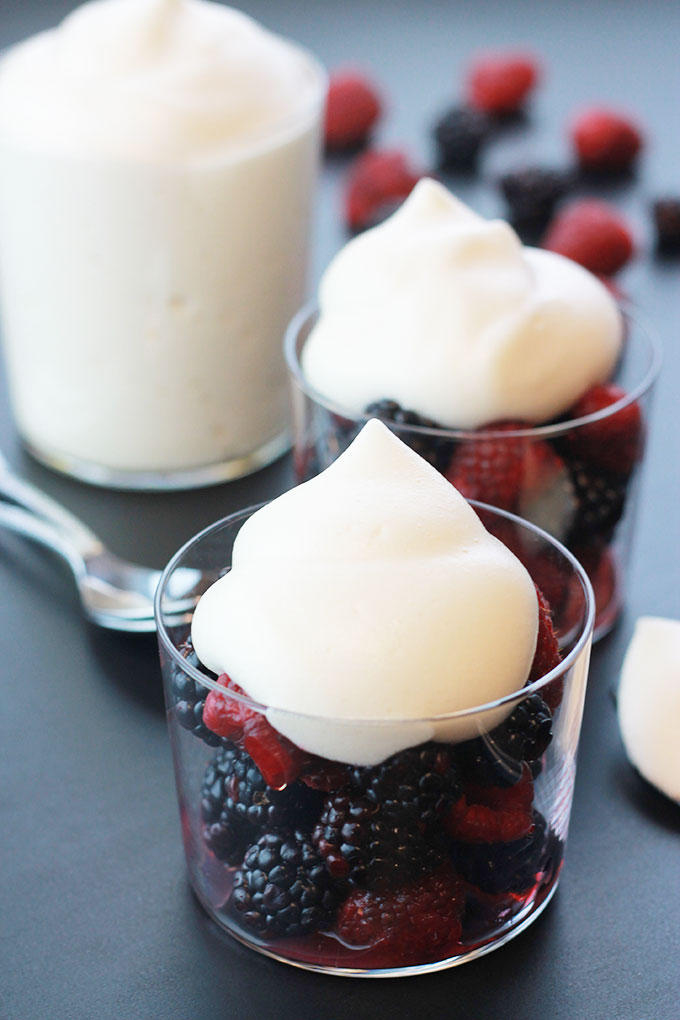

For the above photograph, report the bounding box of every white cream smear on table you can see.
[192,420,539,765]
[302,178,623,430]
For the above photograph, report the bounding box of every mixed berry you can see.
[173,607,565,966]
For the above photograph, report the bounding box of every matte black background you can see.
[1,1,679,1018]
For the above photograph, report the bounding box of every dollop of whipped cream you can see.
[302,178,623,429]
[618,617,680,802]
[191,419,539,765]
[0,0,323,161]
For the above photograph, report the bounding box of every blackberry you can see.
[201,745,322,849]
[566,458,628,544]
[202,815,252,866]
[455,695,553,787]
[433,106,491,170]
[351,744,462,828]
[452,811,553,894]
[364,399,451,471]
[499,166,572,230]
[652,197,680,253]
[232,829,339,937]
[170,639,222,747]
[312,791,432,889]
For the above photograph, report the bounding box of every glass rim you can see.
[154,499,595,728]
[284,302,662,441]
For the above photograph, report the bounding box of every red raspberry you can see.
[566,382,643,476]
[542,199,634,275]
[445,423,558,513]
[325,70,382,150]
[203,675,308,788]
[571,107,643,173]
[344,149,422,232]
[336,865,465,959]
[466,52,540,115]
[528,586,563,710]
[445,766,535,843]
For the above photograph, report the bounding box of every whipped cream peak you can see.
[191,420,539,765]
[0,0,324,162]
[304,178,623,430]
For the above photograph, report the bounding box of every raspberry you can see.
[325,70,382,150]
[445,423,558,513]
[466,52,540,115]
[528,586,563,711]
[232,830,340,937]
[203,675,309,788]
[652,198,680,252]
[571,108,643,173]
[432,105,491,169]
[445,766,535,843]
[566,382,643,476]
[364,398,450,471]
[543,199,634,275]
[344,150,422,232]
[336,865,465,959]
[499,166,572,228]
[452,811,555,894]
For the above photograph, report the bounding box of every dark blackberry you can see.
[169,639,222,747]
[351,744,462,829]
[202,815,252,866]
[364,399,451,471]
[232,829,340,937]
[499,166,572,229]
[566,458,628,544]
[433,105,491,169]
[452,811,553,894]
[201,745,322,846]
[312,791,433,889]
[652,197,680,253]
[455,695,553,787]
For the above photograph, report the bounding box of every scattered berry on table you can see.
[542,199,634,275]
[652,198,680,252]
[336,864,465,959]
[499,166,573,228]
[344,149,422,232]
[432,105,492,169]
[232,829,339,937]
[451,810,552,894]
[203,675,309,788]
[445,765,535,843]
[570,107,643,173]
[364,398,450,471]
[466,51,540,115]
[325,70,382,150]
[565,382,643,476]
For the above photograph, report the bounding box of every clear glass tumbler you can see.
[155,502,594,977]
[286,307,660,639]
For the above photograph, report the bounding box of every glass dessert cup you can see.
[286,307,660,640]
[156,503,595,977]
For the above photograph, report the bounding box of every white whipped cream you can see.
[302,178,623,429]
[191,419,539,765]
[0,0,324,475]
[0,0,321,162]
[618,617,680,802]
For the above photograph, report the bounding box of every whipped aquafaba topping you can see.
[0,0,322,162]
[618,617,680,802]
[302,178,624,430]
[191,420,539,765]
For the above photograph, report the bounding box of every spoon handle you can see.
[0,501,87,577]
[0,452,103,559]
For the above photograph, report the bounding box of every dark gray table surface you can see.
[1,2,679,1018]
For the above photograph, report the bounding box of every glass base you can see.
[192,874,561,978]
[22,430,291,491]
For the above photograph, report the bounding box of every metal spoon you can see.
[0,454,202,632]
